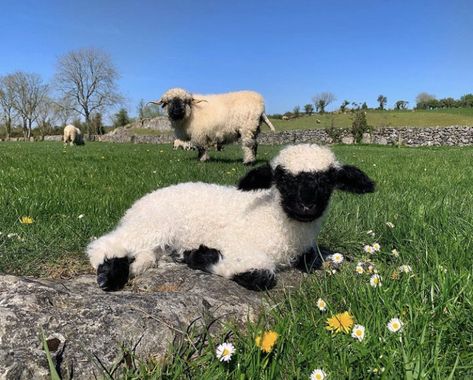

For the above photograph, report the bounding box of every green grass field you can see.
[269,108,473,131]
[1,142,472,378]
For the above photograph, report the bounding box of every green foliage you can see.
[351,110,369,143]
[339,100,350,113]
[361,102,368,110]
[91,112,105,135]
[377,95,387,110]
[325,117,345,143]
[113,108,131,128]
[395,100,409,110]
[303,104,314,115]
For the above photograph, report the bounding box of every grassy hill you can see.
[269,108,473,131]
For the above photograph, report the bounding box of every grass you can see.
[1,141,473,378]
[269,109,473,131]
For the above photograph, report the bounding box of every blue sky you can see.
[1,0,472,115]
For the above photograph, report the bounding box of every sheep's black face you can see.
[167,97,190,121]
[274,166,336,222]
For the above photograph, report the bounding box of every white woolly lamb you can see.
[173,138,195,151]
[87,144,375,291]
[149,88,275,164]
[63,124,84,146]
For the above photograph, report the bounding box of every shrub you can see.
[351,110,370,144]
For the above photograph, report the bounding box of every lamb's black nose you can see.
[299,184,317,206]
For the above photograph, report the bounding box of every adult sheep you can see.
[88,144,375,292]
[149,88,276,164]
[63,124,84,146]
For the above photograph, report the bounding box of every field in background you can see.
[269,108,473,131]
[0,142,472,378]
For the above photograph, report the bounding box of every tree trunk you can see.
[27,119,32,139]
[22,119,28,140]
[85,112,92,140]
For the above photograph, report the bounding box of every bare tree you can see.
[0,74,17,140]
[312,92,336,114]
[54,48,123,138]
[52,97,76,127]
[35,96,57,139]
[10,72,49,139]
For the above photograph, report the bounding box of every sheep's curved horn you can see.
[191,98,208,104]
[146,100,163,106]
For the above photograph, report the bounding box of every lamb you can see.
[149,88,276,164]
[87,144,375,292]
[173,138,195,151]
[63,124,84,146]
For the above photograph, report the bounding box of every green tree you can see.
[377,95,387,110]
[460,94,473,108]
[415,92,436,109]
[113,108,130,128]
[394,100,409,110]
[304,104,314,115]
[91,112,105,135]
[339,100,350,113]
[351,110,369,143]
[361,102,368,110]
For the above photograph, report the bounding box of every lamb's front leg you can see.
[87,233,157,291]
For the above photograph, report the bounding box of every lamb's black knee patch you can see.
[232,269,276,291]
[293,246,333,273]
[183,245,222,271]
[97,257,131,291]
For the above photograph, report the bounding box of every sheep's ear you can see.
[334,165,375,194]
[237,163,273,191]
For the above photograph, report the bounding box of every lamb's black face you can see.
[167,97,190,121]
[274,166,336,222]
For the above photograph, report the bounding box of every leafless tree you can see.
[10,72,49,139]
[0,74,17,140]
[54,48,123,138]
[312,92,336,114]
[35,96,57,139]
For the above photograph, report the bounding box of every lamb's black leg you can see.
[97,257,133,291]
[293,245,333,273]
[183,245,222,272]
[232,269,277,291]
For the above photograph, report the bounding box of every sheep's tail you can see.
[261,113,276,132]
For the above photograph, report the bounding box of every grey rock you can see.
[0,258,307,379]
[341,136,354,145]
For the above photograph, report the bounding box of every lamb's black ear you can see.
[335,165,375,194]
[237,163,273,191]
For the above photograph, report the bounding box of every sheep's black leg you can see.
[97,257,133,291]
[293,245,333,273]
[232,269,277,291]
[183,245,222,272]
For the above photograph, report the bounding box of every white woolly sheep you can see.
[63,124,84,146]
[173,138,195,151]
[87,144,375,291]
[149,88,276,164]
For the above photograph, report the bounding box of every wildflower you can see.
[255,330,279,353]
[310,368,327,380]
[391,270,400,280]
[372,243,381,252]
[367,264,377,274]
[19,216,34,224]
[7,233,18,239]
[330,253,344,265]
[78,214,85,219]
[391,249,399,257]
[326,311,354,334]
[215,342,235,362]
[355,265,364,274]
[387,318,403,333]
[363,245,375,254]
[351,324,365,341]
[398,265,412,273]
[386,222,395,228]
[370,274,382,287]
[366,230,375,237]
[317,298,327,311]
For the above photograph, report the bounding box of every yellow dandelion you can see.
[19,216,34,224]
[255,330,279,353]
[326,311,354,334]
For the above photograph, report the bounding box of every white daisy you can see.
[372,243,381,252]
[310,368,327,380]
[316,298,327,312]
[215,342,235,362]
[398,265,412,273]
[330,253,344,265]
[351,324,365,341]
[386,222,395,228]
[391,249,399,257]
[387,318,403,333]
[78,214,85,219]
[355,265,364,274]
[370,274,382,287]
[363,245,375,254]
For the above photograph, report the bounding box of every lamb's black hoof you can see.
[97,257,131,291]
[232,269,277,291]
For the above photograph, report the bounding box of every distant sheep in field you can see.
[149,88,276,164]
[63,125,84,146]
[87,143,375,292]
[282,115,289,120]
[173,139,195,151]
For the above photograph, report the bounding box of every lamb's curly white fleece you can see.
[87,182,325,278]
[63,124,82,145]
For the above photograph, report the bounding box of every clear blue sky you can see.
[1,0,472,115]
